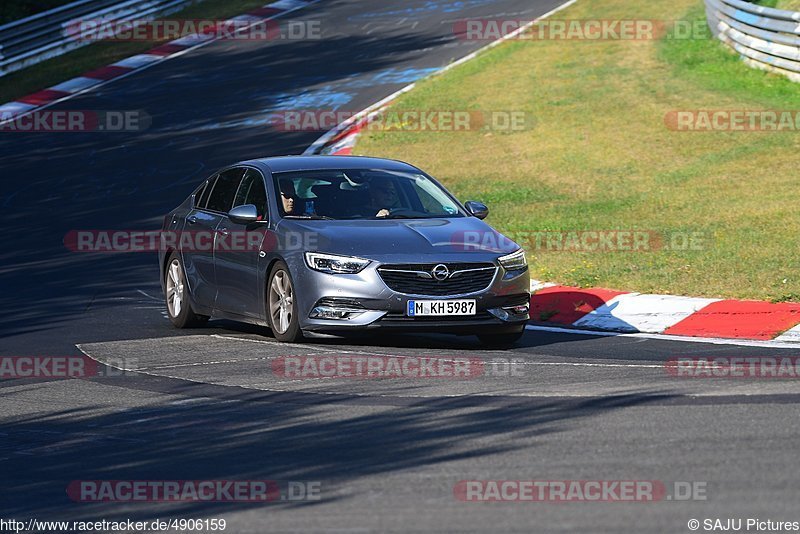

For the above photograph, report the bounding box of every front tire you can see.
[477,326,525,348]
[165,252,209,328]
[267,261,304,342]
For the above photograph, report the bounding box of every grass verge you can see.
[0,0,269,104]
[758,0,800,10]
[355,0,800,301]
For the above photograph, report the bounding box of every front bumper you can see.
[292,259,530,335]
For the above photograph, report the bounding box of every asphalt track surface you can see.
[1,0,799,532]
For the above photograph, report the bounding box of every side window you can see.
[233,169,268,220]
[206,168,245,213]
[195,176,215,208]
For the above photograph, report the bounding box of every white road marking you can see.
[526,324,800,349]
[143,352,664,371]
[209,334,517,357]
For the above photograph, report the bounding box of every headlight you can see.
[305,252,371,274]
[498,248,528,270]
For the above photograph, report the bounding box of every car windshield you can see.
[273,169,466,220]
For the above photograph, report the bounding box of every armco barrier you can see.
[0,0,200,77]
[705,0,800,82]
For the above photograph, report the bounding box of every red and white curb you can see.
[0,0,321,125]
[529,281,800,343]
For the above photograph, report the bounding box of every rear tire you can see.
[477,327,525,348]
[165,252,209,328]
[267,261,304,343]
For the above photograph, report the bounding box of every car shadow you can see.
[203,318,614,352]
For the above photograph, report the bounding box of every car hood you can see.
[277,217,520,261]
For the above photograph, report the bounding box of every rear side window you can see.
[206,168,245,213]
[233,168,268,219]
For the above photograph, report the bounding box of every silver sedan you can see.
[159,156,530,346]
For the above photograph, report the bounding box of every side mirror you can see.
[464,201,489,220]
[228,204,260,224]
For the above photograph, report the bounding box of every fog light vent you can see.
[310,298,365,320]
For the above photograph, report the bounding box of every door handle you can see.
[217,227,229,236]
[187,216,198,224]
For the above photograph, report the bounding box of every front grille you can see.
[377,262,496,296]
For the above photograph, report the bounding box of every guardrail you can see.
[0,0,199,77]
[705,0,800,82]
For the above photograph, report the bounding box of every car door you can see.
[213,167,271,318]
[181,168,244,310]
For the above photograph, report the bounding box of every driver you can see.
[369,180,400,218]
[279,179,297,215]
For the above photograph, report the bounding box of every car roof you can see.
[240,155,421,174]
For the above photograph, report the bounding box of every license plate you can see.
[407,300,476,317]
